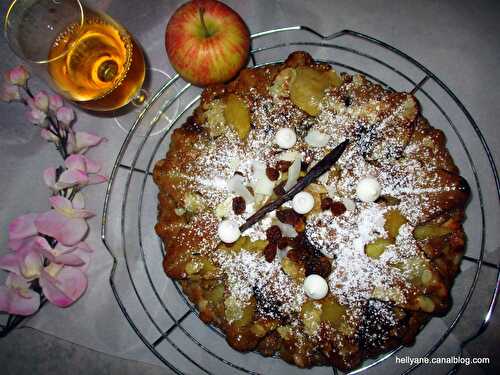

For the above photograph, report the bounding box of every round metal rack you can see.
[101,27,500,375]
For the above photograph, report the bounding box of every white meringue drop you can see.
[303,274,329,300]
[217,220,241,243]
[356,176,381,202]
[292,191,315,214]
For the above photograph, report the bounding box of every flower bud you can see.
[5,66,29,86]
[26,107,47,126]
[32,91,49,112]
[41,128,59,143]
[56,106,75,125]
[0,83,21,102]
[48,94,63,111]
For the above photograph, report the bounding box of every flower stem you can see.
[68,187,79,201]
[23,85,34,99]
[0,297,48,338]
[21,82,69,159]
[45,113,68,159]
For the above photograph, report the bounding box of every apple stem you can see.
[199,7,210,37]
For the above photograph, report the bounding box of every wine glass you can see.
[4,0,146,112]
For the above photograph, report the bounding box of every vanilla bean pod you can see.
[240,139,349,232]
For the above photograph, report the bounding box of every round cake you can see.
[153,52,469,371]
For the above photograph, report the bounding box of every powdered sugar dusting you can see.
[305,204,408,306]
[216,250,305,318]
[156,62,466,359]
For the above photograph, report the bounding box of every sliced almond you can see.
[284,157,301,191]
[305,129,330,147]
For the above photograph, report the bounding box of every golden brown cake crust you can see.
[153,52,469,371]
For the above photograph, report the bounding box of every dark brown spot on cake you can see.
[232,196,246,215]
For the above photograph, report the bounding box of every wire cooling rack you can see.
[101,27,500,375]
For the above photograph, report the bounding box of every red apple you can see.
[165,0,250,86]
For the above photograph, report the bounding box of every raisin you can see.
[294,218,305,232]
[253,286,284,319]
[331,201,346,216]
[343,95,351,107]
[286,249,302,262]
[232,196,246,215]
[276,160,292,172]
[266,225,282,243]
[319,257,333,276]
[257,331,281,356]
[321,197,334,211]
[277,237,290,249]
[276,209,301,225]
[264,242,277,262]
[293,233,323,260]
[273,181,286,196]
[266,166,279,181]
[359,299,400,352]
[305,256,332,278]
[183,116,203,133]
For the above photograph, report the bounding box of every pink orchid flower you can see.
[39,263,87,307]
[43,166,88,191]
[35,194,94,246]
[1,214,41,279]
[67,130,107,154]
[56,106,75,125]
[49,241,93,273]
[0,235,91,313]
[0,246,43,280]
[0,83,21,102]
[0,273,40,316]
[7,213,39,253]
[43,155,107,191]
[1,214,43,279]
[3,213,42,279]
[68,242,93,273]
[53,241,93,273]
[4,66,29,86]
[65,154,107,185]
[35,236,92,270]
[48,94,63,111]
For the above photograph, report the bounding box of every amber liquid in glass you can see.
[48,11,145,111]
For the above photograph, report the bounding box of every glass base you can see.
[113,67,180,137]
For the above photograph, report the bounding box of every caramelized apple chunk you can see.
[384,210,408,238]
[414,224,453,240]
[301,300,322,335]
[321,297,346,327]
[224,93,251,140]
[290,67,342,116]
[365,238,392,259]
